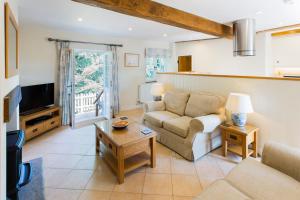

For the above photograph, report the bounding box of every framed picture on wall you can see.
[125,53,139,67]
[5,3,19,78]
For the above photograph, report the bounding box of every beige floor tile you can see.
[173,196,194,200]
[85,146,98,156]
[146,157,171,174]
[213,156,237,176]
[172,174,202,197]
[110,192,142,200]
[74,156,101,170]
[86,170,117,191]
[114,172,145,193]
[46,133,95,145]
[156,143,173,158]
[171,157,196,175]
[43,168,71,188]
[79,190,111,200]
[60,170,94,189]
[43,154,83,169]
[194,156,224,188]
[143,174,172,195]
[195,156,224,177]
[22,151,46,163]
[142,194,173,200]
[44,188,82,200]
[48,143,91,155]
[95,158,115,175]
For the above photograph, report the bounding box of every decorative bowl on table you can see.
[112,120,129,129]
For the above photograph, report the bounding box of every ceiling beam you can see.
[72,0,233,38]
[271,29,300,37]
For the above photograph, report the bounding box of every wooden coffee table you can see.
[94,119,156,183]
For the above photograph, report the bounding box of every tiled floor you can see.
[23,109,242,200]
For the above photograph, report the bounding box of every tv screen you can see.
[20,83,54,114]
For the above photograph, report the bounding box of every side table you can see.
[220,124,258,159]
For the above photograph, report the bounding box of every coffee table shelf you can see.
[103,149,150,174]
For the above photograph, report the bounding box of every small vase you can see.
[232,113,247,127]
[153,96,162,101]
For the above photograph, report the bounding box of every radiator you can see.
[138,82,154,104]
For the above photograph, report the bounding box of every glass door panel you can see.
[72,49,107,126]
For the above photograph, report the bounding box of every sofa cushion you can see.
[194,180,252,200]
[185,92,225,118]
[163,116,192,138]
[144,111,180,128]
[164,91,190,116]
[226,158,300,200]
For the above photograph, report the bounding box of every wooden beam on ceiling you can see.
[72,0,233,38]
[271,29,300,37]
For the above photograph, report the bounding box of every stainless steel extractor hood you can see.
[233,18,256,56]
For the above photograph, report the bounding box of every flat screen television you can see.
[20,83,54,115]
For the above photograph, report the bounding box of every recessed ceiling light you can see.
[283,0,294,4]
[128,27,133,31]
[163,33,168,37]
[77,17,83,22]
[255,11,263,15]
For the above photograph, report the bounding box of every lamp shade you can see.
[226,93,254,114]
[150,83,164,96]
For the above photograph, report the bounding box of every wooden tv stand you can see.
[20,106,61,141]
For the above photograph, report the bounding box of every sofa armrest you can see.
[190,114,226,134]
[262,142,300,182]
[144,101,165,112]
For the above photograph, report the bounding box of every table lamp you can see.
[150,83,164,101]
[225,93,254,127]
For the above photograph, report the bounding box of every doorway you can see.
[72,49,111,127]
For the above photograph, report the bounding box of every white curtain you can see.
[56,42,73,125]
[107,46,120,118]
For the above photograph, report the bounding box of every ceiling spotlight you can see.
[283,0,294,4]
[77,17,83,22]
[163,33,168,37]
[128,27,133,31]
[255,11,263,15]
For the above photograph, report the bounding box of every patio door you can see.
[72,49,111,127]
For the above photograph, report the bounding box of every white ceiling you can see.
[19,0,300,42]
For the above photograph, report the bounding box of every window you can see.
[145,48,170,82]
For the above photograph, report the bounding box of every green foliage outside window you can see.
[74,50,104,94]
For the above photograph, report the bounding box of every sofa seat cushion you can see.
[226,158,300,200]
[144,111,180,128]
[163,116,192,138]
[164,90,190,116]
[195,180,252,200]
[185,92,225,118]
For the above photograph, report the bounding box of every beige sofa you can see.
[143,90,226,161]
[195,142,300,200]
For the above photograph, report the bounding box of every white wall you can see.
[175,31,300,76]
[158,73,300,153]
[272,34,300,68]
[0,0,19,198]
[19,24,171,111]
[175,33,268,76]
